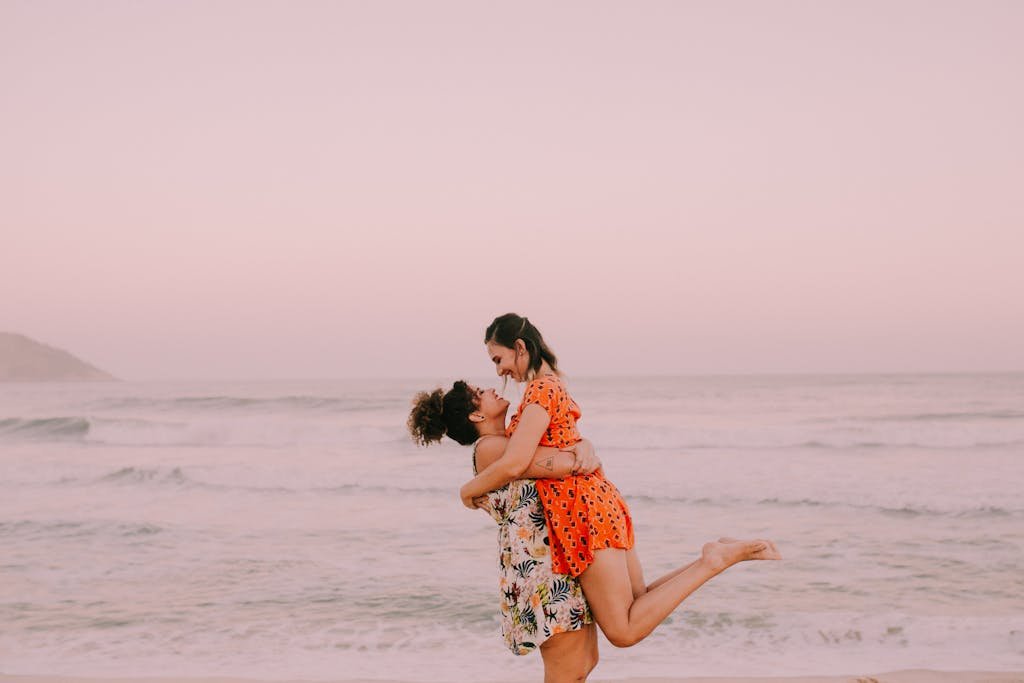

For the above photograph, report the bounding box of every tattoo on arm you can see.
[539,456,555,471]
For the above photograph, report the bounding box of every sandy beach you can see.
[2,671,1024,683]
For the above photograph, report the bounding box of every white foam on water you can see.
[2,375,1022,678]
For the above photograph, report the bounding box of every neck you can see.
[537,360,556,377]
[476,413,508,438]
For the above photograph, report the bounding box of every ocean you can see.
[1,374,1022,679]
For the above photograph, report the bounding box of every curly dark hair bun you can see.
[407,381,480,447]
[408,388,447,446]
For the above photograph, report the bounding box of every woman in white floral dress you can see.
[410,381,601,683]
[474,441,593,654]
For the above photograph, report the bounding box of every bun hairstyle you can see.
[485,313,560,382]
[407,380,479,447]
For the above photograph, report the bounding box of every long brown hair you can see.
[484,313,560,382]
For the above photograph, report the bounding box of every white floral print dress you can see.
[474,448,592,655]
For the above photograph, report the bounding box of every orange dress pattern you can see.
[506,375,634,577]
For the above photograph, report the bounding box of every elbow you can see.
[504,460,531,479]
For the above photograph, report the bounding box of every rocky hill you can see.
[0,332,117,381]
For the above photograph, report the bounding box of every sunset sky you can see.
[3,1,1022,380]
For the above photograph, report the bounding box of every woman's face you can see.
[470,384,509,418]
[486,340,525,381]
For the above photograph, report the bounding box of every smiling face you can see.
[469,384,510,420]
[486,340,527,381]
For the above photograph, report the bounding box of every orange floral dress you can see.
[506,375,634,577]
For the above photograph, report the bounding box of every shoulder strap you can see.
[472,434,501,475]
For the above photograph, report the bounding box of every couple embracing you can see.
[408,313,781,683]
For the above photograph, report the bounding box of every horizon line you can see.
[21,369,1022,383]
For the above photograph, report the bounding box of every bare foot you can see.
[759,539,782,559]
[701,538,782,573]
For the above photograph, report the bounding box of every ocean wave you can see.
[73,468,1024,518]
[4,408,1021,451]
[0,417,90,440]
[792,439,1024,450]
[0,519,164,539]
[874,503,1014,519]
[0,414,405,447]
[629,493,1024,518]
[874,409,1024,422]
[72,467,451,497]
[580,419,1024,452]
[601,438,1024,452]
[811,409,1024,423]
[3,606,1022,680]
[98,466,191,486]
[87,395,404,414]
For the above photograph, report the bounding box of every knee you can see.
[604,629,641,648]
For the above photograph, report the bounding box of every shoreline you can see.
[2,671,1023,683]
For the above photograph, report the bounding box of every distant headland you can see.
[0,332,117,382]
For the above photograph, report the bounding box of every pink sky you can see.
[2,1,1022,380]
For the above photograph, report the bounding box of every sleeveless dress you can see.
[474,443,592,654]
[506,375,635,577]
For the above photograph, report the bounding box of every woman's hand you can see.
[461,484,492,509]
[563,439,602,475]
[461,488,479,509]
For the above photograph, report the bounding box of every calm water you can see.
[1,374,1022,679]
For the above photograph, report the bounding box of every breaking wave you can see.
[0,417,90,440]
[0,415,404,447]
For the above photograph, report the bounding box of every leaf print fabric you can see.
[481,478,592,655]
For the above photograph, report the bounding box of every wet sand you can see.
[2,671,1023,683]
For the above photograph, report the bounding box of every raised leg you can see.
[625,545,647,599]
[579,539,780,648]
[633,537,755,595]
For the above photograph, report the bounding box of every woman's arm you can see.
[476,436,601,479]
[460,403,549,507]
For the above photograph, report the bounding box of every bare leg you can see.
[539,623,599,683]
[635,537,753,595]
[580,539,780,648]
[627,545,697,597]
[625,546,647,599]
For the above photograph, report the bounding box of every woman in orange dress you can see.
[460,313,782,648]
